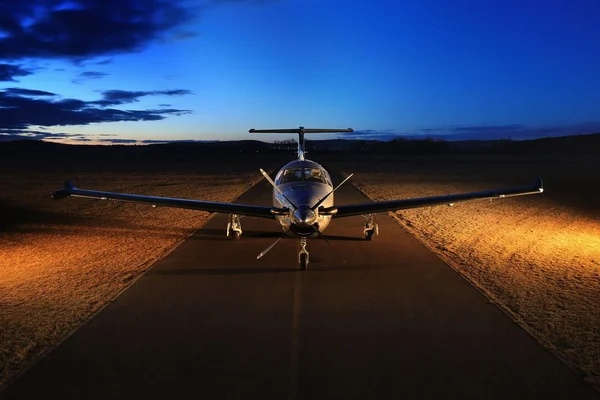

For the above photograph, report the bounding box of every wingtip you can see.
[535,177,543,193]
[51,180,75,200]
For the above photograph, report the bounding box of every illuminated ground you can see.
[3,180,598,399]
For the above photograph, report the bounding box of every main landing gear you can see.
[227,214,243,241]
[299,237,309,270]
[362,213,379,241]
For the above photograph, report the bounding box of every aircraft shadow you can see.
[319,234,364,241]
[191,229,283,241]
[192,229,364,242]
[152,267,295,276]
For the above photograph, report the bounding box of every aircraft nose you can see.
[293,206,316,225]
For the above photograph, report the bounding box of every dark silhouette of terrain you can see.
[2,132,600,170]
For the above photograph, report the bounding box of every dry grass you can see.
[331,154,600,385]
[0,170,261,388]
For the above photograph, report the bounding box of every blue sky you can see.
[1,0,600,143]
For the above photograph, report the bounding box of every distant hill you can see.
[446,132,600,154]
[2,133,600,161]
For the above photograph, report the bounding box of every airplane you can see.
[52,127,544,270]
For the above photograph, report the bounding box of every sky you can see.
[1,0,599,144]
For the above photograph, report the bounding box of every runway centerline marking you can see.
[289,271,305,400]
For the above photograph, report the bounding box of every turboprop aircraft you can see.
[52,127,544,270]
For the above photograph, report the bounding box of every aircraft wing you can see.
[333,177,543,218]
[52,181,276,219]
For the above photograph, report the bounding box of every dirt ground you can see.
[324,154,600,385]
[0,166,269,389]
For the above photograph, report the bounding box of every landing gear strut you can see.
[362,213,379,241]
[299,237,309,270]
[227,214,243,241]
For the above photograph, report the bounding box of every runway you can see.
[3,177,597,399]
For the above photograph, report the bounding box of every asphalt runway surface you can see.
[3,177,598,399]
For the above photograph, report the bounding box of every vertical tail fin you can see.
[249,127,353,160]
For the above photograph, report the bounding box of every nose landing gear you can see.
[299,237,309,270]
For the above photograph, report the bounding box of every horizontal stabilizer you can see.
[249,126,354,160]
[249,128,353,134]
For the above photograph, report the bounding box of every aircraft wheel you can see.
[364,230,374,241]
[300,253,308,270]
[233,231,241,241]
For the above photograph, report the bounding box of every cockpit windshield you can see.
[281,168,303,183]
[278,168,331,185]
[304,168,327,183]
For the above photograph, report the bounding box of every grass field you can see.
[325,154,600,385]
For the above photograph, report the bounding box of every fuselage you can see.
[272,159,334,238]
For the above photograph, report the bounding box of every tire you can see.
[300,253,308,270]
[365,230,374,241]
[233,231,241,241]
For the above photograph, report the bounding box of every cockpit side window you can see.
[322,169,332,186]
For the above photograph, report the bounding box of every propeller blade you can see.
[257,227,291,259]
[311,173,354,211]
[260,169,298,210]
[257,236,285,259]
[315,228,347,264]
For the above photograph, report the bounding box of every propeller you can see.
[314,227,347,264]
[257,170,352,264]
[257,233,287,259]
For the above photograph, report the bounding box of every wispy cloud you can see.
[72,71,109,84]
[98,138,139,144]
[3,88,57,97]
[337,123,600,141]
[415,123,600,140]
[93,89,193,106]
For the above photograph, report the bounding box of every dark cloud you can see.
[0,63,33,81]
[0,134,35,142]
[0,0,196,61]
[94,89,193,106]
[0,129,76,141]
[72,70,109,84]
[0,88,191,132]
[3,87,57,96]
